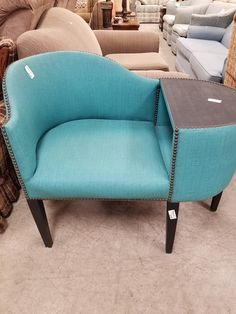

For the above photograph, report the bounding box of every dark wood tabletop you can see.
[160,79,236,129]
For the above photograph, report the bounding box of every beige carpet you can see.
[1,175,236,313]
[1,27,236,314]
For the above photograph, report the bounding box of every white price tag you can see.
[25,65,35,79]
[208,98,222,104]
[168,210,177,220]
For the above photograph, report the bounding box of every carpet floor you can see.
[1,27,236,314]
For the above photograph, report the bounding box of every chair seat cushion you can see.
[190,51,227,82]
[26,119,170,200]
[106,53,169,71]
[177,37,228,61]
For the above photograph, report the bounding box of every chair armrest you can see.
[159,78,236,202]
[187,25,225,41]
[174,4,209,25]
[93,30,159,55]
[171,125,236,202]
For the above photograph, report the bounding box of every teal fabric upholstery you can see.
[171,125,236,202]
[3,52,158,183]
[3,52,236,204]
[3,51,170,200]
[27,119,169,199]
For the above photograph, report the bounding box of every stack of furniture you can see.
[2,51,236,253]
[135,0,169,23]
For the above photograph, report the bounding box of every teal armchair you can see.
[2,52,236,253]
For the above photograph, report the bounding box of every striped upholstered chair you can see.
[2,52,236,253]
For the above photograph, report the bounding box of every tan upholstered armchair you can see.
[0,0,55,41]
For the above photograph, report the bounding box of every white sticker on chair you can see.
[25,65,35,79]
[208,98,222,103]
[168,210,177,220]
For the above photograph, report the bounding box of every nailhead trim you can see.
[168,128,179,201]
[161,77,236,92]
[2,73,10,123]
[1,75,29,198]
[27,197,168,201]
[154,86,160,126]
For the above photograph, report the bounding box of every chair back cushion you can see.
[17,7,102,59]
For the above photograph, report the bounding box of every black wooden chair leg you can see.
[210,192,223,212]
[27,199,53,247]
[166,202,179,254]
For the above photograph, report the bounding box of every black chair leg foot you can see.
[166,202,179,254]
[210,192,223,212]
[27,199,53,247]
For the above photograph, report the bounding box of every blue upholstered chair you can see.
[2,52,236,253]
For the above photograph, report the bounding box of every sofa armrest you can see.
[94,30,159,55]
[187,25,225,41]
[174,4,209,25]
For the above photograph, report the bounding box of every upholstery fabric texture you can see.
[17,7,102,58]
[190,8,236,28]
[3,52,160,192]
[190,51,227,82]
[27,119,170,199]
[106,53,169,71]
[0,0,55,40]
[94,30,159,55]
[3,52,236,205]
[133,70,190,79]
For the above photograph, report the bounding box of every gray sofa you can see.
[176,21,233,82]
[171,0,236,54]
[163,0,212,46]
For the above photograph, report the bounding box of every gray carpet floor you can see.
[1,27,236,314]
